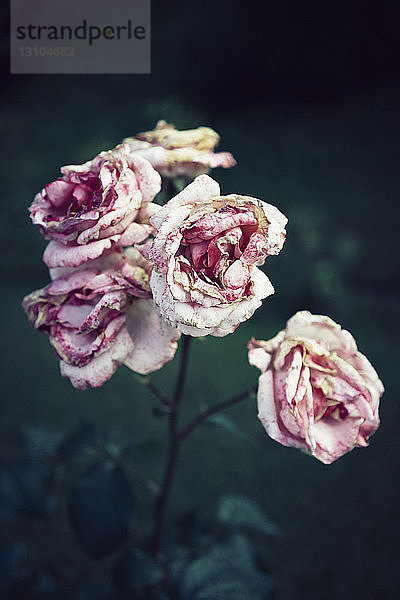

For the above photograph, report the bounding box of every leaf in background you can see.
[174,511,211,546]
[20,424,65,460]
[103,427,138,459]
[68,461,135,558]
[57,422,98,464]
[113,547,163,594]
[206,414,250,442]
[28,571,65,600]
[217,494,280,536]
[13,459,55,518]
[180,534,273,600]
[166,544,190,590]
[72,574,120,600]
[150,593,171,600]
[0,543,29,594]
[0,457,55,520]
[0,463,18,521]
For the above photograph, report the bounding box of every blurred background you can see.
[1,0,400,598]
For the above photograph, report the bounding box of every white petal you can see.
[124,298,180,374]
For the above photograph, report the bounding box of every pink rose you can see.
[30,146,161,269]
[23,249,179,390]
[149,174,287,337]
[122,120,236,179]
[248,311,384,464]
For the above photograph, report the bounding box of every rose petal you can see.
[150,174,220,230]
[43,239,116,268]
[60,326,134,390]
[124,298,180,374]
[127,153,162,203]
[258,370,307,452]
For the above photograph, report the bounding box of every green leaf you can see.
[150,592,171,600]
[217,495,280,536]
[20,424,64,459]
[73,574,119,600]
[180,534,273,600]
[175,511,211,546]
[113,547,163,594]
[68,461,135,558]
[166,544,190,587]
[103,427,138,459]
[57,422,98,463]
[206,414,249,441]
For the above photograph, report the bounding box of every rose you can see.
[149,174,288,337]
[248,311,384,464]
[122,120,236,179]
[29,146,161,269]
[23,249,180,390]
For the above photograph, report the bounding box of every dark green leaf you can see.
[206,414,255,446]
[207,414,245,436]
[174,511,210,546]
[113,547,163,593]
[103,428,138,459]
[150,592,171,600]
[218,495,280,536]
[29,571,63,599]
[0,455,55,520]
[13,459,54,518]
[68,461,134,558]
[166,544,190,588]
[57,422,98,463]
[181,535,273,600]
[0,543,29,593]
[73,574,120,600]
[20,424,64,459]
[0,463,18,520]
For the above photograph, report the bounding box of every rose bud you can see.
[149,174,287,337]
[29,146,161,269]
[22,249,179,390]
[248,311,384,464]
[122,120,236,179]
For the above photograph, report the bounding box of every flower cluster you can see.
[24,121,285,388]
[23,120,383,462]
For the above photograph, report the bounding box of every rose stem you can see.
[152,355,257,560]
[143,378,173,406]
[152,334,192,559]
[179,385,258,442]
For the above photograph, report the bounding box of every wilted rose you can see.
[248,311,384,464]
[23,249,179,390]
[149,174,287,337]
[122,120,236,179]
[30,146,161,268]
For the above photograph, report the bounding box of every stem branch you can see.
[151,338,257,561]
[143,378,172,406]
[179,385,257,442]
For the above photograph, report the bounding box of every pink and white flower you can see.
[23,249,179,390]
[248,311,384,464]
[149,174,287,337]
[30,146,161,269]
[122,120,236,179]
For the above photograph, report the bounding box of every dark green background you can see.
[1,1,400,598]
